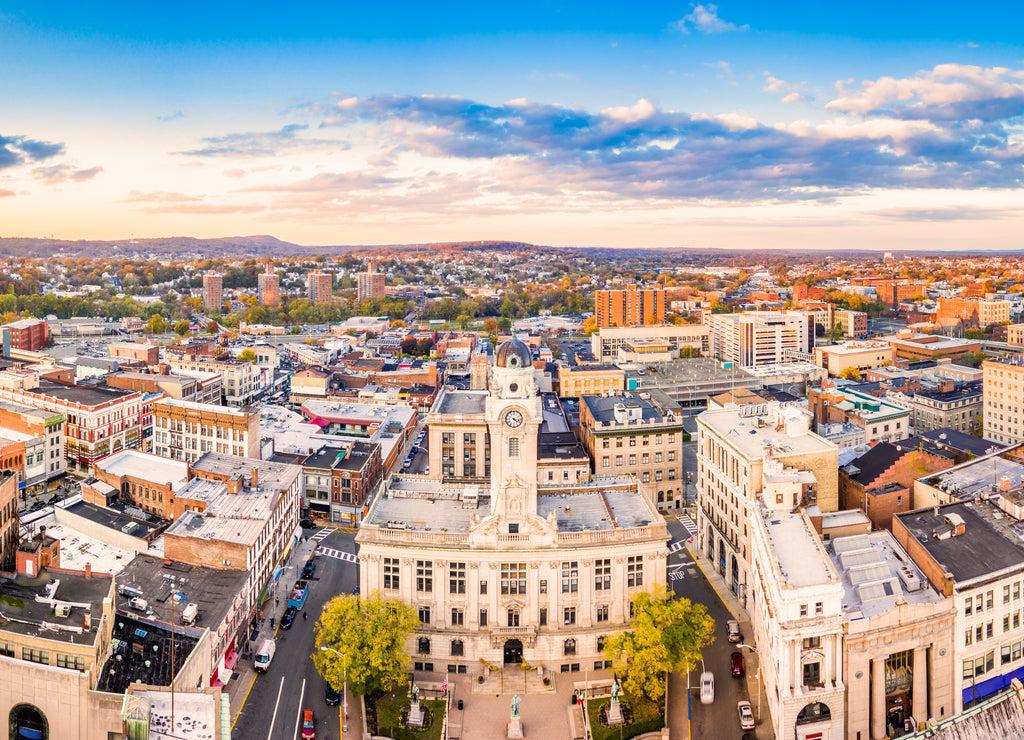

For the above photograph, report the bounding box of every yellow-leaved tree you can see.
[603,585,715,703]
[312,592,418,697]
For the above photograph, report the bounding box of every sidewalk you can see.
[227,532,365,735]
[687,546,775,740]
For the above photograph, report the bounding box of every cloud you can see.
[674,4,749,34]
[32,164,103,184]
[827,63,1024,121]
[178,123,350,157]
[0,134,64,169]
[311,92,1024,204]
[870,205,1016,222]
[157,110,186,123]
[0,189,15,197]
[705,61,734,79]
[763,75,814,103]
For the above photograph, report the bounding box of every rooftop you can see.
[0,566,113,645]
[581,391,682,426]
[34,379,136,407]
[817,341,892,355]
[895,501,1024,584]
[698,403,836,461]
[23,511,138,573]
[154,398,255,417]
[843,439,951,485]
[97,614,199,693]
[433,390,487,416]
[61,499,164,542]
[190,452,301,493]
[762,508,836,588]
[920,445,1024,502]
[126,690,218,740]
[918,428,1005,458]
[96,450,190,492]
[827,531,943,620]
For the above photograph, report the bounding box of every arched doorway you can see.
[9,704,47,740]
[718,540,726,575]
[796,702,831,725]
[731,555,739,595]
[706,526,714,560]
[504,639,523,664]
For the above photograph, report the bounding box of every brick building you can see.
[258,260,280,307]
[0,471,17,570]
[594,283,666,328]
[300,442,383,524]
[107,342,160,365]
[937,297,1011,328]
[3,318,49,352]
[307,270,333,302]
[356,260,386,302]
[203,271,223,312]
[85,450,190,519]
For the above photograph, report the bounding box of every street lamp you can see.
[320,646,348,738]
[737,643,761,724]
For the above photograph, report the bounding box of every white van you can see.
[254,639,275,673]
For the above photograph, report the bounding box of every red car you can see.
[731,651,745,677]
[301,709,315,739]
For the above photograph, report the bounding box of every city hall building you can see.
[357,338,668,672]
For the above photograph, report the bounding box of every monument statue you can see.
[611,680,620,704]
[411,684,419,702]
[511,694,521,718]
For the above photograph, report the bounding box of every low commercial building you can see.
[590,324,710,363]
[814,341,895,378]
[107,342,159,365]
[882,332,981,363]
[85,449,190,519]
[907,380,983,436]
[152,397,260,461]
[0,399,65,490]
[894,501,1024,711]
[808,384,912,445]
[300,441,383,525]
[167,355,261,406]
[557,364,625,398]
[578,391,685,511]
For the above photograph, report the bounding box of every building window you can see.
[451,608,464,626]
[615,456,623,467]
[540,580,547,594]
[564,607,576,625]
[803,662,821,687]
[507,609,520,627]
[383,558,399,590]
[501,563,527,595]
[509,438,520,458]
[597,636,606,652]
[988,591,995,610]
[564,639,576,655]
[800,604,808,618]
[418,606,431,624]
[479,609,487,626]
[418,637,430,654]
[561,561,579,593]
[539,608,547,627]
[596,605,609,622]
[416,560,433,592]
[56,653,84,671]
[627,556,643,587]
[450,562,466,594]
[965,629,973,646]
[802,637,821,650]
[451,640,464,656]
[22,648,48,665]
[988,621,994,639]
[815,602,823,615]
[480,580,488,595]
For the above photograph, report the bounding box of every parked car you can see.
[281,606,297,629]
[302,562,315,579]
[737,700,755,730]
[727,619,741,643]
[301,708,316,739]
[325,684,340,706]
[699,671,715,705]
[731,652,745,678]
[300,519,316,529]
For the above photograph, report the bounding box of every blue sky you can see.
[2,1,1024,250]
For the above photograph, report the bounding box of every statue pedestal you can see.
[507,717,524,738]
[407,701,425,728]
[607,702,623,725]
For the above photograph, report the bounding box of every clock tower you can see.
[485,338,543,520]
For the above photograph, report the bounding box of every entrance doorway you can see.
[9,704,47,740]
[504,639,524,664]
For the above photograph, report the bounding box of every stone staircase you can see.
[472,664,558,695]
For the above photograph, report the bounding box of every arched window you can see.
[796,702,831,725]
[9,703,48,740]
[564,639,576,656]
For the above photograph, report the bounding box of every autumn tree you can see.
[147,315,169,334]
[839,366,862,381]
[312,592,418,697]
[237,349,257,363]
[173,320,191,337]
[603,585,715,703]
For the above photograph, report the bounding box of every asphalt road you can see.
[232,528,360,740]
[666,517,755,740]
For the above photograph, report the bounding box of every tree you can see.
[312,592,418,697]
[832,323,845,342]
[237,349,257,362]
[482,317,498,335]
[603,585,714,703]
[147,315,169,334]
[456,313,472,330]
[497,317,512,333]
[173,320,191,337]
[206,320,219,334]
[839,366,862,381]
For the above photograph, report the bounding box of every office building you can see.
[984,355,1024,444]
[152,398,260,461]
[710,311,815,367]
[937,297,1011,329]
[590,324,710,362]
[3,318,49,352]
[814,341,895,378]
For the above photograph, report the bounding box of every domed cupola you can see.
[494,337,532,370]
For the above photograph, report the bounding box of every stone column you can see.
[912,646,928,725]
[871,657,886,740]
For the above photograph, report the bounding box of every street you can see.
[232,527,360,740]
[666,516,763,740]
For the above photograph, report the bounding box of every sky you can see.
[2,1,1024,251]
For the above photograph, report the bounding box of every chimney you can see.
[83,609,91,630]
[227,475,242,494]
[85,562,92,578]
[251,466,259,488]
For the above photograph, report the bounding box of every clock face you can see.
[504,410,524,428]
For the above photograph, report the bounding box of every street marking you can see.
[670,570,686,582]
[668,540,689,554]
[311,528,335,542]
[267,676,286,740]
[292,677,306,740]
[679,514,698,537]
[231,673,258,731]
[319,547,359,564]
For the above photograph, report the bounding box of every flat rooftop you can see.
[154,397,254,417]
[0,566,112,646]
[190,452,301,493]
[62,498,164,541]
[97,614,199,693]
[818,341,892,355]
[128,690,218,740]
[698,404,837,461]
[26,512,138,574]
[34,379,136,406]
[763,509,835,588]
[896,501,1024,584]
[116,553,247,634]
[97,450,190,492]
[828,531,942,620]
[582,392,682,425]
[433,390,487,416]
[920,446,1024,502]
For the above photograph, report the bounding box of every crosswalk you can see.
[667,515,699,555]
[679,514,698,537]
[318,546,359,564]
[310,528,335,543]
